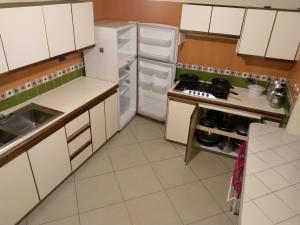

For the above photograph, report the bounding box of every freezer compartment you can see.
[138,23,178,63]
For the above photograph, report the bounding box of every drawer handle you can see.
[67,123,90,143]
[70,140,92,160]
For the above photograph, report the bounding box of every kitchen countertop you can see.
[0,77,117,158]
[240,123,300,225]
[168,85,285,118]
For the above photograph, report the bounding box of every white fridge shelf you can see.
[118,53,136,69]
[140,36,172,47]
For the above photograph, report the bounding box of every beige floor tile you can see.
[76,173,123,213]
[129,115,160,129]
[225,212,239,225]
[218,156,235,171]
[27,181,78,225]
[274,164,300,184]
[277,216,300,225]
[42,216,80,225]
[105,126,137,148]
[202,173,233,211]
[151,157,197,189]
[75,149,113,180]
[126,192,182,225]
[130,123,163,142]
[254,193,296,224]
[108,143,148,171]
[139,139,179,162]
[116,165,162,200]
[243,175,270,200]
[80,203,132,225]
[172,143,187,156]
[189,214,232,225]
[189,152,230,179]
[276,186,300,214]
[17,217,27,225]
[255,169,290,191]
[166,182,222,224]
[240,202,272,225]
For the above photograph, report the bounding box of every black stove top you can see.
[174,81,229,100]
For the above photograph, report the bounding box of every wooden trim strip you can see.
[70,140,92,161]
[0,85,118,168]
[168,92,285,119]
[67,123,90,143]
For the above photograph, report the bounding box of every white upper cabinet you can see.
[28,128,71,199]
[209,7,245,36]
[180,4,212,32]
[72,2,95,49]
[0,6,49,70]
[266,11,300,60]
[0,35,8,74]
[43,4,75,57]
[237,9,276,56]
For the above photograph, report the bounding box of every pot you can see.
[179,74,199,84]
[200,110,224,128]
[196,130,220,147]
[269,93,284,108]
[211,78,238,96]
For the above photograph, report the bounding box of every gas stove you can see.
[173,81,229,100]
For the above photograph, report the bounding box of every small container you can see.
[248,84,265,96]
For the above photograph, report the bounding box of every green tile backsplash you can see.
[0,63,85,112]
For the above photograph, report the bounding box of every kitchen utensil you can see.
[211,78,239,96]
[195,130,220,147]
[179,74,199,84]
[217,137,235,153]
[218,114,234,132]
[266,79,287,101]
[229,115,252,136]
[248,84,265,96]
[269,92,284,108]
[200,110,224,128]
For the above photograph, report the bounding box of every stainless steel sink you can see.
[0,103,63,149]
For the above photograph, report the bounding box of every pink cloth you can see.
[232,142,247,199]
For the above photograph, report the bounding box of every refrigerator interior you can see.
[138,23,178,63]
[138,23,178,121]
[138,58,175,121]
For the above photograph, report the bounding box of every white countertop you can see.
[240,123,300,225]
[0,77,116,155]
[169,85,285,116]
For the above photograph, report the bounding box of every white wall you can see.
[153,0,300,10]
[287,99,300,137]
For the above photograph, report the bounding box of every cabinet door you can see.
[237,9,276,56]
[90,101,107,151]
[165,99,196,144]
[0,153,39,225]
[43,4,75,57]
[105,93,119,139]
[180,4,212,32]
[28,128,71,199]
[0,35,8,74]
[0,6,49,70]
[266,11,300,60]
[209,7,245,36]
[71,2,95,49]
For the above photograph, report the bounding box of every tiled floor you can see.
[19,116,238,225]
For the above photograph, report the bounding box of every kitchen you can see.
[0,0,300,225]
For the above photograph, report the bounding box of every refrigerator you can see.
[137,23,178,121]
[84,21,137,129]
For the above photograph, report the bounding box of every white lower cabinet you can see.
[28,128,71,199]
[165,99,196,144]
[90,101,107,151]
[105,93,119,139]
[0,152,39,225]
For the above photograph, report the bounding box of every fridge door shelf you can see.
[118,53,136,69]
[139,36,172,47]
[139,74,153,91]
[119,69,130,81]
[139,66,169,79]
[138,95,167,121]
[139,51,171,63]
[118,37,130,48]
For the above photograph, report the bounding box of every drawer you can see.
[68,128,91,156]
[65,112,89,137]
[71,144,93,171]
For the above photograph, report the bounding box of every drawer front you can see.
[65,112,89,137]
[68,128,91,156]
[71,144,92,171]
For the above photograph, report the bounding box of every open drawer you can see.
[185,103,263,163]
